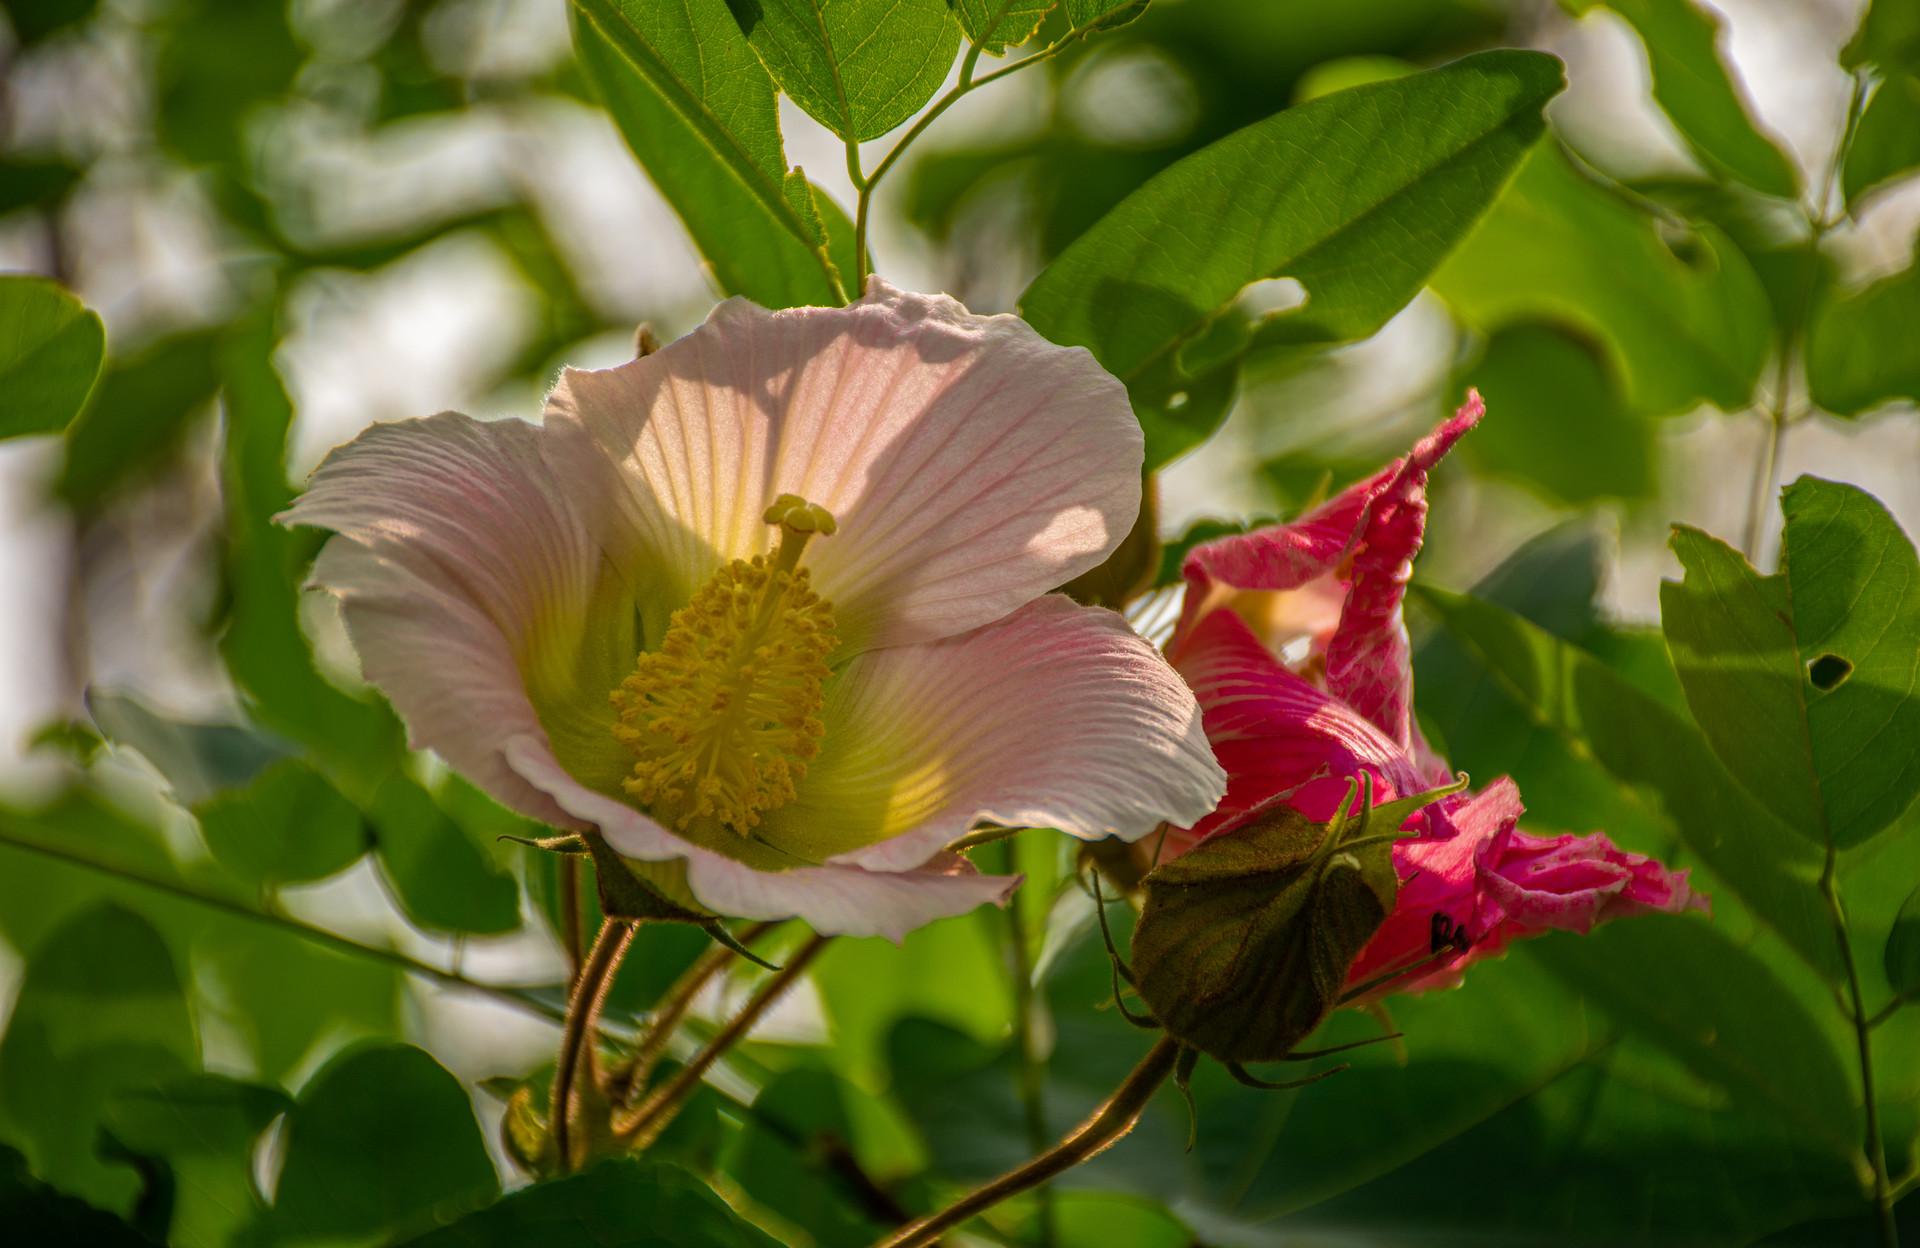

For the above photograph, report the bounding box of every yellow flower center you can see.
[611,495,840,838]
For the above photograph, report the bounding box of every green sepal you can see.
[1129,774,1462,1064]
[1223,1060,1351,1092]
[499,832,589,854]
[582,832,779,970]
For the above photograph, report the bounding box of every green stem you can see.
[610,920,777,1106]
[873,1035,1180,1248]
[997,841,1055,1247]
[559,852,585,985]
[617,933,833,1149]
[552,918,634,1172]
[854,1,1090,287]
[1823,845,1898,1246]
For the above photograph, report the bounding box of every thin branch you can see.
[1821,844,1898,1247]
[559,853,585,986]
[610,920,778,1106]
[872,1035,1180,1248]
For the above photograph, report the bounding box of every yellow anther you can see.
[610,497,840,838]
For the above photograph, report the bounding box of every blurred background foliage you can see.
[0,0,1918,1244]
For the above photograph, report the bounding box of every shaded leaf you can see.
[370,773,520,935]
[0,1144,151,1248]
[1844,73,1920,208]
[0,276,105,439]
[1532,915,1857,1155]
[571,0,851,307]
[1433,144,1771,416]
[1411,585,1840,978]
[86,691,288,805]
[105,1075,290,1248]
[1663,479,1920,849]
[59,330,221,509]
[1844,0,1920,74]
[1885,881,1920,998]
[1020,50,1562,467]
[396,1159,783,1247]
[734,0,960,141]
[192,758,369,887]
[1569,0,1797,198]
[1806,250,1920,417]
[264,1044,498,1242]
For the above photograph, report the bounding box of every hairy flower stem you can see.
[618,933,833,1150]
[610,921,779,1106]
[874,1035,1181,1248]
[1822,845,1898,1246]
[559,854,585,985]
[552,918,634,1172]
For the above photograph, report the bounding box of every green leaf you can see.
[0,1144,151,1248]
[152,0,304,168]
[1806,250,1920,417]
[1063,0,1149,31]
[264,1044,499,1242]
[731,1066,895,1242]
[1411,585,1840,978]
[1020,50,1562,468]
[571,0,851,308]
[1433,144,1771,416]
[1572,0,1797,198]
[952,0,1052,52]
[370,773,521,935]
[1662,479,1920,849]
[1844,74,1920,208]
[86,690,288,805]
[59,330,221,509]
[733,0,960,141]
[1844,0,1920,74]
[0,276,105,440]
[192,758,369,887]
[396,1159,783,1247]
[1888,882,1920,998]
[1458,321,1654,503]
[0,903,198,1213]
[1531,915,1858,1154]
[104,1075,291,1248]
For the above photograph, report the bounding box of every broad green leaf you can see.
[1433,145,1771,416]
[1806,253,1920,417]
[1890,882,1920,999]
[952,0,1052,52]
[192,758,369,887]
[104,1075,291,1248]
[1844,73,1920,207]
[1567,0,1797,198]
[263,1044,499,1242]
[1458,321,1654,503]
[152,0,304,168]
[1532,915,1857,1154]
[59,329,221,508]
[1063,0,1149,31]
[396,1159,783,1247]
[1663,480,1920,849]
[571,0,851,308]
[1844,0,1920,74]
[1411,585,1840,978]
[370,773,521,935]
[0,903,198,1213]
[731,1066,896,1243]
[0,1145,151,1248]
[734,0,960,141]
[0,276,104,440]
[1020,50,1562,468]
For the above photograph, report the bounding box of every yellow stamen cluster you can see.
[611,496,839,838]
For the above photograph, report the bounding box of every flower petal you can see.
[754,595,1224,871]
[1170,608,1428,847]
[503,736,1017,941]
[280,413,635,824]
[1323,392,1482,750]
[542,278,1142,653]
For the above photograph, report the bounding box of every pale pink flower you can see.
[1166,395,1703,993]
[284,280,1225,940]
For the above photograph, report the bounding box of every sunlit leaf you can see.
[1565,0,1797,198]
[396,1159,783,1247]
[570,0,853,307]
[1021,50,1561,467]
[263,1044,499,1242]
[1806,253,1920,417]
[1433,145,1771,416]
[1663,480,1920,849]
[734,0,960,141]
[952,0,1051,52]
[0,276,104,440]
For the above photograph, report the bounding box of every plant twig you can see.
[873,1035,1179,1248]
[617,933,834,1149]
[1822,844,1898,1247]
[610,920,778,1106]
[552,918,634,1172]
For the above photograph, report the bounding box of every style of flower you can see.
[285,280,1226,940]
[1164,394,1705,993]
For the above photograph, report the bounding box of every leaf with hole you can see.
[1661,477,1920,848]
